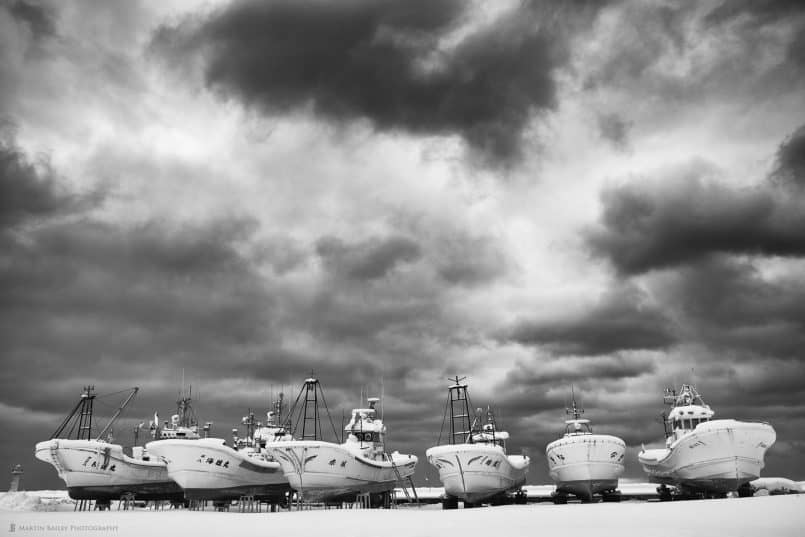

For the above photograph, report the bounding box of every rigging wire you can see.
[465,390,477,443]
[317,384,340,442]
[93,388,137,399]
[288,383,307,435]
[93,399,116,410]
[437,391,450,445]
[65,420,78,438]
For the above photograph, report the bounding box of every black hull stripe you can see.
[183,484,292,501]
[68,483,183,501]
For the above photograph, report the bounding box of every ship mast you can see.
[287,376,339,442]
[301,378,320,440]
[446,376,474,445]
[567,385,584,421]
[50,386,96,440]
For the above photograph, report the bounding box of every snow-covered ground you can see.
[0,491,74,512]
[1,493,803,537]
[751,478,805,494]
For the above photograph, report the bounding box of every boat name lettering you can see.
[81,457,116,472]
[195,454,230,468]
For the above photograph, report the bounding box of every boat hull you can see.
[426,444,530,503]
[34,439,183,501]
[145,438,291,501]
[546,434,625,500]
[264,441,417,502]
[638,419,776,493]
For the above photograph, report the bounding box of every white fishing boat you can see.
[638,384,776,498]
[147,397,292,501]
[264,378,418,503]
[34,386,185,502]
[425,377,529,507]
[545,392,625,502]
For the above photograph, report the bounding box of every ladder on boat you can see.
[388,454,419,505]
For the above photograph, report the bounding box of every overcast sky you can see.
[2,0,804,490]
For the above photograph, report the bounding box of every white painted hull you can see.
[264,441,417,501]
[34,439,182,500]
[546,434,625,499]
[426,444,529,503]
[638,419,776,493]
[145,438,290,501]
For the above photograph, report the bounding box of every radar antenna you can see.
[566,385,584,421]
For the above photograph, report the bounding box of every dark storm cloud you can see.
[0,138,504,457]
[787,26,805,70]
[483,353,663,450]
[0,126,98,229]
[708,359,805,410]
[303,289,441,343]
[771,124,805,189]
[586,159,805,275]
[302,233,456,346]
[574,127,805,477]
[432,232,508,287]
[506,284,676,355]
[0,217,275,356]
[583,1,805,107]
[652,257,805,360]
[316,234,421,281]
[0,137,284,421]
[506,353,656,389]
[149,0,600,166]
[0,209,296,493]
[0,215,282,423]
[6,0,55,41]
[0,138,504,489]
[703,0,805,28]
[702,1,805,96]
[386,209,513,288]
[581,2,691,91]
[597,112,632,151]
[253,235,309,275]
